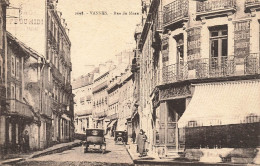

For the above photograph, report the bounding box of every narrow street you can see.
[15,138,133,166]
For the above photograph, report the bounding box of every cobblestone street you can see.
[14,138,133,166]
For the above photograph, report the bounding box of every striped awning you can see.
[178,80,260,128]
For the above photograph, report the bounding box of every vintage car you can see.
[84,129,106,154]
[114,131,128,145]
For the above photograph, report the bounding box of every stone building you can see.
[47,0,73,143]
[134,0,260,163]
[106,69,120,136]
[72,73,95,134]
[3,32,43,153]
[6,0,74,147]
[117,69,134,136]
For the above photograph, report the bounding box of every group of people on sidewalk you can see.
[132,129,147,157]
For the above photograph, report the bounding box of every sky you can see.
[57,0,142,79]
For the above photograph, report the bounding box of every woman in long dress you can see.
[136,129,143,154]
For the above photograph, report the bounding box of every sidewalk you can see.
[125,142,258,166]
[0,139,82,165]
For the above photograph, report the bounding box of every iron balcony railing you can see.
[51,66,65,84]
[7,99,34,118]
[245,0,260,4]
[160,54,260,85]
[245,53,260,74]
[163,0,188,27]
[197,0,236,13]
[245,0,260,11]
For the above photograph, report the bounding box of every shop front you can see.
[154,83,191,158]
[178,80,260,163]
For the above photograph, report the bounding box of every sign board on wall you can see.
[187,27,201,70]
[161,35,169,66]
[6,0,45,56]
[233,20,250,59]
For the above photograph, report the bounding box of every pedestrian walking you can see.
[139,131,147,157]
[22,130,30,153]
[137,129,147,156]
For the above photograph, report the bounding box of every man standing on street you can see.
[22,130,30,153]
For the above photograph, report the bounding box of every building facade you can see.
[2,32,43,154]
[6,0,74,148]
[47,0,73,143]
[0,0,9,157]
[72,73,95,134]
[135,0,260,163]
[106,71,120,136]
[118,70,134,136]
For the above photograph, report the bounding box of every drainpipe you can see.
[38,56,45,149]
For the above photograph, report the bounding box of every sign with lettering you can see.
[234,20,250,59]
[7,0,45,55]
[187,27,201,70]
[159,85,191,101]
[187,27,201,61]
[161,35,169,66]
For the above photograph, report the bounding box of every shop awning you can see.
[178,80,260,128]
[107,119,117,128]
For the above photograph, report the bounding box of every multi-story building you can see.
[118,69,134,136]
[106,70,120,136]
[92,61,116,130]
[4,32,42,153]
[0,0,9,156]
[6,0,73,146]
[92,71,110,130]
[47,0,73,143]
[72,73,95,134]
[135,0,260,163]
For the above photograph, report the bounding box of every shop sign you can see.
[159,85,191,100]
[187,27,201,70]
[161,34,169,66]
[234,20,250,59]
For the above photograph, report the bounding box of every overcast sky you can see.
[57,0,141,79]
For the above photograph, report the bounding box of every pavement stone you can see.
[125,142,260,166]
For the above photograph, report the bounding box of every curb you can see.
[30,141,82,159]
[125,145,134,162]
[0,141,82,165]
[0,158,25,165]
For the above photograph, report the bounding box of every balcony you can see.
[64,83,72,92]
[48,30,58,50]
[245,53,260,74]
[160,54,260,85]
[51,66,64,84]
[196,0,236,19]
[93,111,107,118]
[245,0,260,12]
[163,0,189,27]
[7,99,34,118]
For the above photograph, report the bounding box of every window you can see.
[0,57,2,81]
[209,25,228,69]
[16,86,20,100]
[16,59,19,78]
[11,56,15,76]
[11,84,15,99]
[48,67,51,82]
